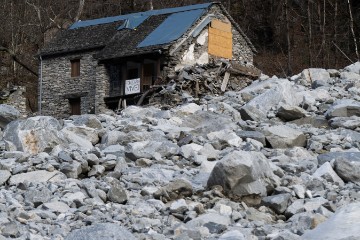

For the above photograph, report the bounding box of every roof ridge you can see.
[70,3,214,30]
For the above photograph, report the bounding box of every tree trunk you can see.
[347,0,359,61]
[307,0,313,66]
[285,0,292,75]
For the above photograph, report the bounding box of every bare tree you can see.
[347,0,359,61]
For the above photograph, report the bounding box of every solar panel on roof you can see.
[69,3,212,30]
[137,9,205,48]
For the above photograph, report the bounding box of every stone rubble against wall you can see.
[0,86,27,118]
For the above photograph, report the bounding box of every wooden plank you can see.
[208,27,233,59]
[221,72,231,92]
[211,19,231,32]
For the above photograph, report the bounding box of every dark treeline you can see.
[0,0,359,110]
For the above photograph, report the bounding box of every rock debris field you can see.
[1,62,360,240]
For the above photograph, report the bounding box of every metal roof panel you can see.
[137,9,205,48]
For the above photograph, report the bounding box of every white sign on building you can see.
[125,78,140,95]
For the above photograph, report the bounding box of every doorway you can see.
[69,98,81,115]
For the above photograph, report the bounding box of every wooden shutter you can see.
[71,59,80,77]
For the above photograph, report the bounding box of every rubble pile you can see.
[149,60,260,106]
[0,62,360,239]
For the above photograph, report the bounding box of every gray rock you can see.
[301,202,360,240]
[170,199,188,214]
[263,125,307,148]
[43,201,70,213]
[276,104,307,121]
[262,193,291,214]
[312,162,344,186]
[290,116,329,128]
[300,68,331,86]
[344,61,360,74]
[0,104,20,129]
[0,170,11,185]
[24,188,52,207]
[63,126,99,145]
[219,230,246,240]
[333,154,360,184]
[3,116,67,154]
[236,130,266,146]
[125,140,179,160]
[71,114,103,129]
[207,150,278,198]
[60,161,82,179]
[9,170,61,185]
[186,212,231,231]
[65,223,136,240]
[329,116,360,129]
[154,179,193,202]
[1,222,19,238]
[107,179,128,204]
[325,99,360,119]
[311,79,330,89]
[240,80,300,121]
[88,165,105,177]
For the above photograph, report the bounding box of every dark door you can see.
[69,98,81,115]
[142,63,154,92]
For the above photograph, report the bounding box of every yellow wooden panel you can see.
[211,19,232,33]
[208,27,233,59]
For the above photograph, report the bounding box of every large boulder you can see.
[325,99,360,119]
[301,202,360,240]
[263,125,307,148]
[125,140,179,160]
[344,61,360,74]
[276,104,307,121]
[65,223,137,240]
[240,79,300,121]
[3,116,67,154]
[333,153,360,184]
[9,170,63,185]
[300,68,331,86]
[0,104,20,129]
[207,150,278,198]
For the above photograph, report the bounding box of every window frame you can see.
[71,59,80,78]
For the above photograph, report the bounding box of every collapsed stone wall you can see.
[164,4,254,78]
[40,51,98,118]
[0,86,27,118]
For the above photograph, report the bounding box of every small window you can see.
[71,59,80,77]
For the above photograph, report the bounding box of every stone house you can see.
[39,2,256,118]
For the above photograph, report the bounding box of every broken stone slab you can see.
[329,116,360,129]
[262,193,291,214]
[263,125,307,148]
[107,178,128,204]
[0,170,11,185]
[61,129,94,151]
[207,129,242,148]
[3,116,67,154]
[276,104,307,121]
[344,61,360,74]
[333,154,360,184]
[65,223,137,240]
[235,130,266,146]
[301,202,360,240]
[62,126,99,145]
[300,68,331,86]
[9,170,62,185]
[186,212,231,232]
[125,140,179,161]
[71,114,103,129]
[325,99,360,119]
[180,143,203,159]
[312,162,344,186]
[240,79,300,121]
[154,178,193,202]
[0,104,20,129]
[42,201,70,213]
[207,150,278,198]
[317,152,360,166]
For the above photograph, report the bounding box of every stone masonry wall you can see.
[94,63,111,114]
[1,86,28,118]
[40,51,98,118]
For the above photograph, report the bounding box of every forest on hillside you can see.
[0,0,359,112]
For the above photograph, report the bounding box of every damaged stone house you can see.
[39,2,256,118]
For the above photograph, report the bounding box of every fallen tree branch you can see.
[0,46,38,77]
